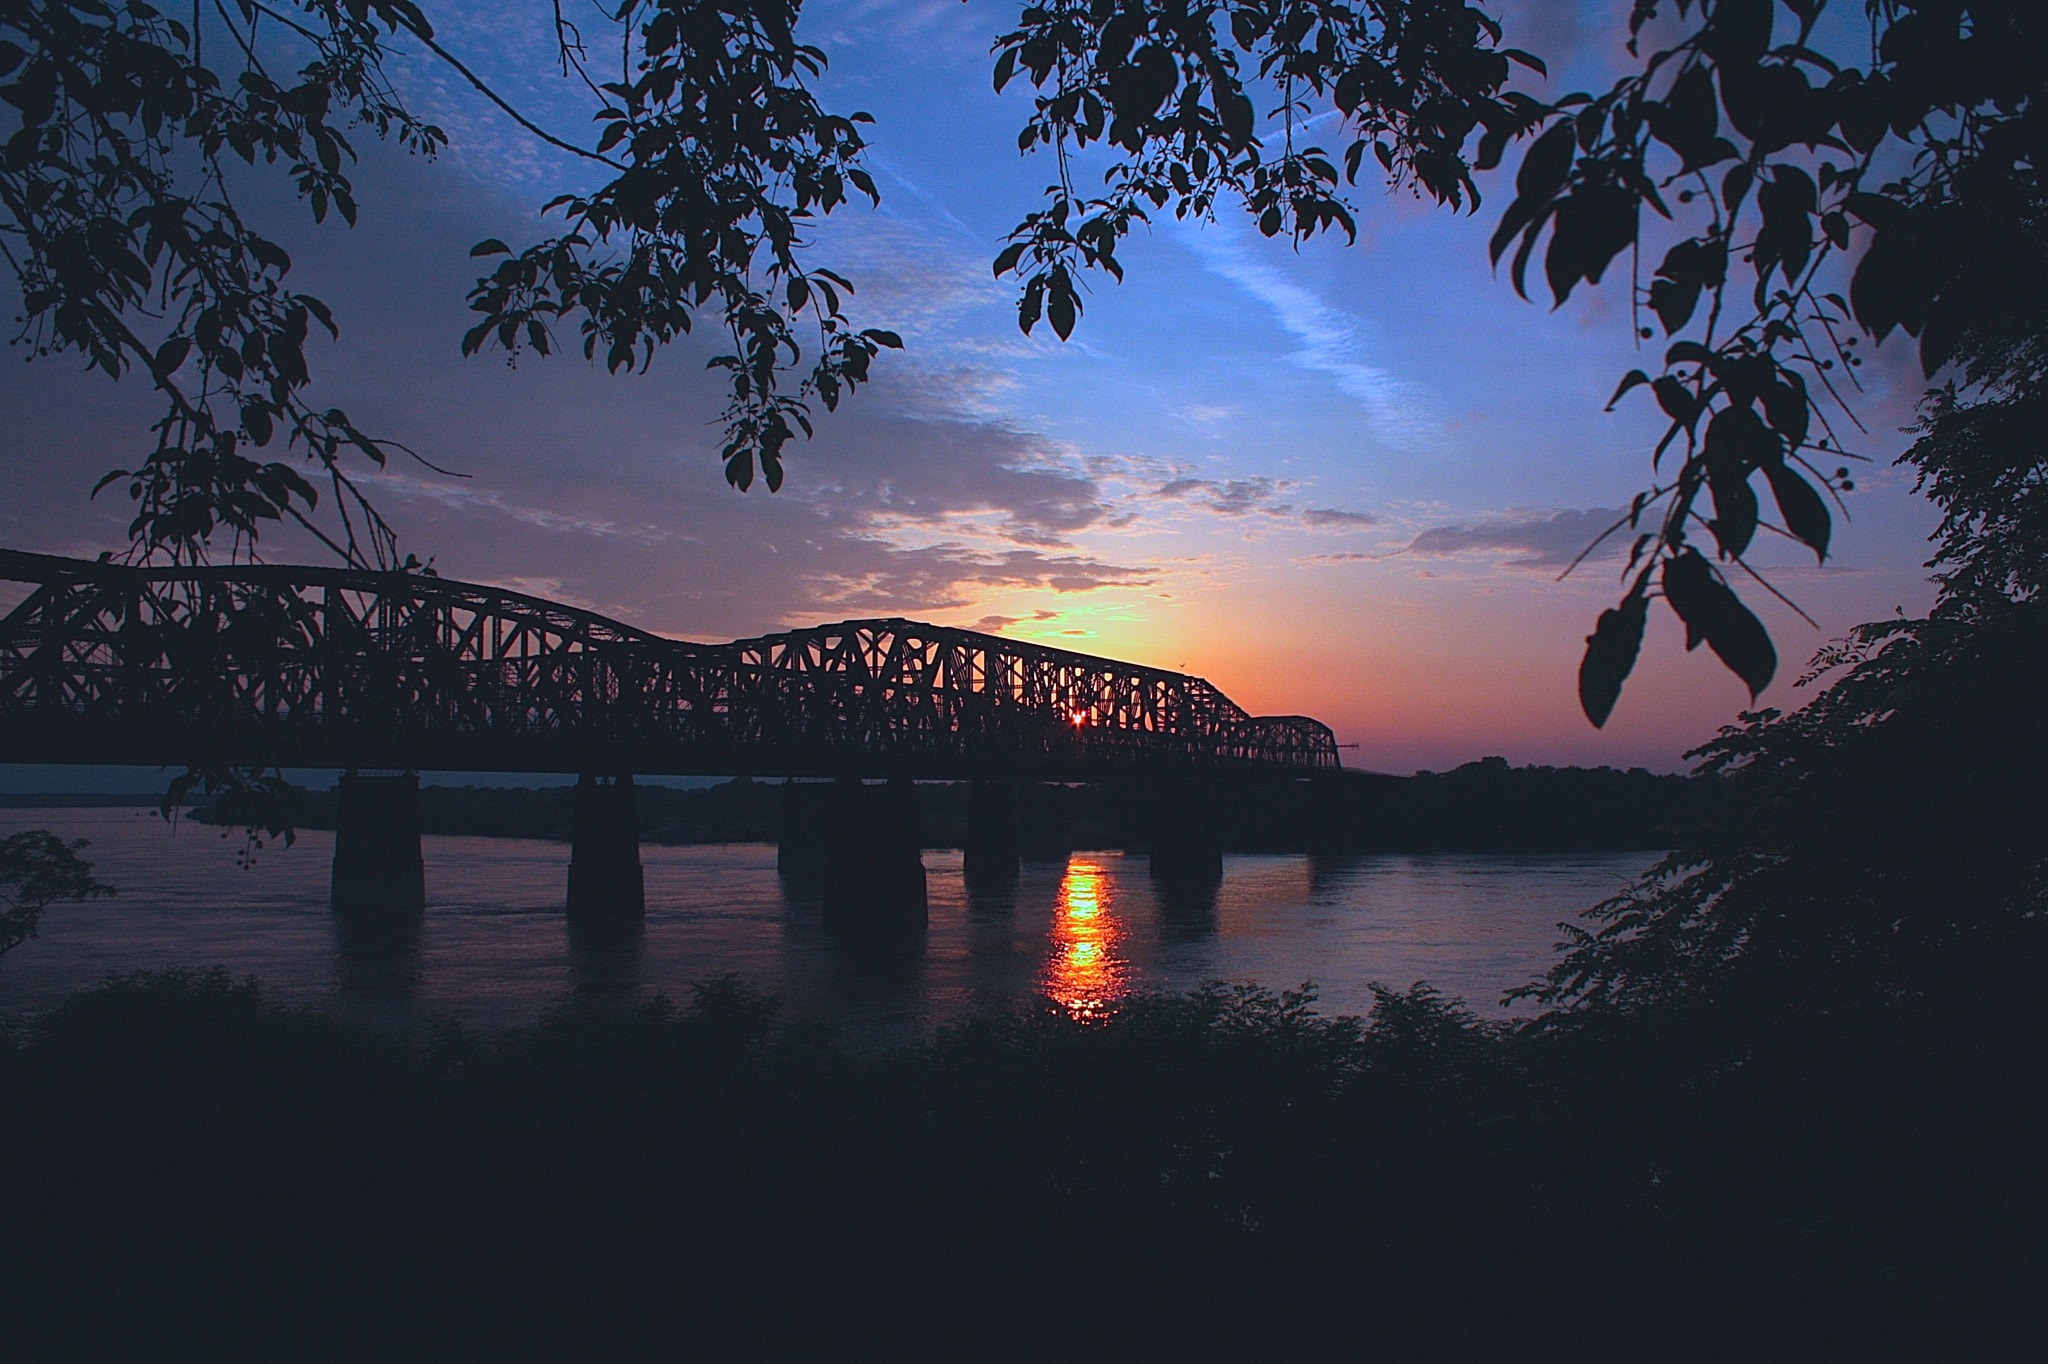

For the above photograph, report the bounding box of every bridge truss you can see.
[0,550,1339,779]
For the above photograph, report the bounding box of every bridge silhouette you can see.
[0,549,1342,929]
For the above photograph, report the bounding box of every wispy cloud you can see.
[1154,476,1295,516]
[1302,507,1377,529]
[1177,224,1439,447]
[970,608,1061,632]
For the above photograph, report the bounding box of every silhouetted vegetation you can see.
[0,830,107,957]
[1229,759,1709,853]
[2,965,2038,1359]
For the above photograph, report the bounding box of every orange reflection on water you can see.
[1044,858,1127,1019]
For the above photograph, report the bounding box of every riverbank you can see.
[2,967,2036,1359]
[173,759,1707,853]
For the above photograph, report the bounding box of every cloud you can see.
[1301,507,1377,529]
[970,607,1063,632]
[1403,508,1629,568]
[799,405,1110,546]
[805,543,1152,616]
[1298,551,1374,564]
[1177,223,1439,447]
[1154,476,1295,516]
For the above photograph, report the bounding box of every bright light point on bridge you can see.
[1070,711,1089,726]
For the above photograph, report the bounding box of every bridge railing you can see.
[0,550,1341,776]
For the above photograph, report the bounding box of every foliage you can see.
[988,0,1544,337]
[0,828,108,955]
[0,1,1568,560]
[0,0,446,566]
[4,968,2041,1354]
[1512,0,2047,723]
[1526,59,2048,1013]
[1526,604,2048,1013]
[15,2,2035,725]
[5,0,2042,842]
[461,0,902,493]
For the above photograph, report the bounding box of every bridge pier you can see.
[963,781,1020,885]
[1019,782,1073,863]
[567,774,644,922]
[331,771,426,915]
[1148,772,1223,887]
[777,780,832,886]
[822,776,928,935]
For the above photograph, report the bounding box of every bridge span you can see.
[0,549,1342,929]
[0,549,1336,778]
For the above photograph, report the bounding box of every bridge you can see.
[0,549,1342,930]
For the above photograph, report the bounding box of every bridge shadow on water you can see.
[331,911,422,1001]
[1154,878,1222,943]
[567,915,646,1002]
[774,875,934,1017]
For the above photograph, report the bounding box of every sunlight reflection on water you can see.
[1044,859,1124,1019]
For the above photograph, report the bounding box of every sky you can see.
[0,0,1943,775]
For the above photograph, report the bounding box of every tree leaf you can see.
[1662,550,1776,697]
[1606,369,1652,411]
[1704,404,1775,557]
[1579,591,1649,727]
[1047,275,1077,340]
[154,335,191,375]
[1764,463,1830,561]
[1515,121,1577,205]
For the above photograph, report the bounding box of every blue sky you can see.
[0,0,1944,773]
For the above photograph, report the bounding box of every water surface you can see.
[0,808,1652,1035]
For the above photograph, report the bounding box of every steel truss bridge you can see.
[0,550,1340,780]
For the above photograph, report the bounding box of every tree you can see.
[1523,190,2048,1015]
[0,829,109,956]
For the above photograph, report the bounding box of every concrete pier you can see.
[821,775,928,934]
[777,780,833,885]
[1148,771,1223,886]
[962,780,1020,885]
[1018,782,1073,863]
[567,774,644,922]
[331,771,426,914]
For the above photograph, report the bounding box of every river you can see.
[0,808,1653,1036]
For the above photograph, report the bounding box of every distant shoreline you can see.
[4,760,1702,856]
[0,793,166,808]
